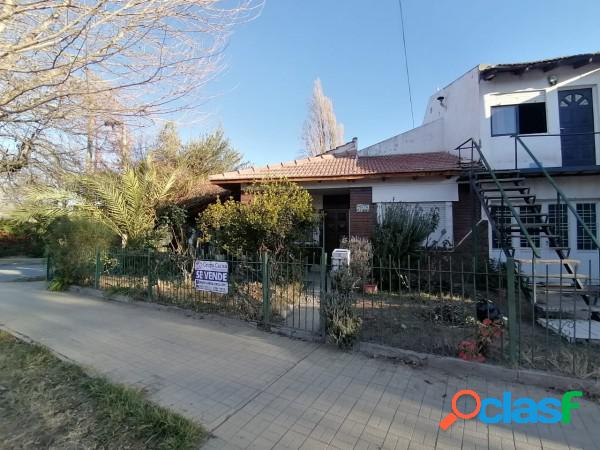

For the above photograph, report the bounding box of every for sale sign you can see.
[194,260,229,294]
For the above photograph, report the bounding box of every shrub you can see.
[339,236,373,287]
[324,267,362,349]
[46,217,116,288]
[198,180,318,261]
[457,318,503,362]
[0,219,45,257]
[373,203,439,261]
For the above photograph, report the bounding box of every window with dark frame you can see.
[576,203,597,250]
[491,205,512,249]
[548,204,569,248]
[491,103,547,136]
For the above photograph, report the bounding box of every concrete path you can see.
[0,257,46,281]
[0,281,598,450]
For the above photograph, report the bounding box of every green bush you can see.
[0,219,45,257]
[324,267,362,349]
[373,203,439,261]
[339,236,373,287]
[46,217,116,288]
[198,180,318,261]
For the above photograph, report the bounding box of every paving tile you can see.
[1,281,598,450]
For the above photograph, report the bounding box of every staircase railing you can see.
[513,135,600,250]
[456,138,541,257]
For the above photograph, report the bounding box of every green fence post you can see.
[506,256,518,367]
[94,250,101,289]
[261,252,270,329]
[46,254,51,282]
[319,252,328,339]
[147,249,153,300]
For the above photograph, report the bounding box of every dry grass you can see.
[354,292,480,357]
[0,330,206,450]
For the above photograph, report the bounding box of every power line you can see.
[398,0,415,128]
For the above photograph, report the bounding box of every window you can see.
[576,203,597,250]
[491,205,511,249]
[548,204,569,248]
[519,205,540,248]
[491,103,547,136]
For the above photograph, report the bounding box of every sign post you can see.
[194,260,229,294]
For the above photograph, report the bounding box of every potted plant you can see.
[363,279,378,294]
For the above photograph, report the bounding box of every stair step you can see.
[516,258,580,265]
[536,287,600,295]
[485,194,536,202]
[501,223,551,230]
[476,177,525,184]
[476,171,521,177]
[478,186,529,193]
[527,273,590,279]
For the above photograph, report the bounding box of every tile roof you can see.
[479,52,600,79]
[209,151,460,184]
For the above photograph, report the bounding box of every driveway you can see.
[0,281,598,450]
[0,257,46,282]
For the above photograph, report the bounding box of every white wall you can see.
[479,65,600,169]
[371,177,458,203]
[301,177,459,203]
[422,66,481,150]
[358,67,481,157]
[359,119,444,156]
[302,178,459,246]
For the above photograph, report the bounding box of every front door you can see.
[324,209,348,256]
[558,88,596,166]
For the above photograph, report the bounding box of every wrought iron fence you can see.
[47,248,600,379]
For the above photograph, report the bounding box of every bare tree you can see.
[0,0,260,177]
[301,78,344,157]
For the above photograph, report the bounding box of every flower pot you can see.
[363,283,378,294]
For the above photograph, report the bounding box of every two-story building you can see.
[210,51,600,276]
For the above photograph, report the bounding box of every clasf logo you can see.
[439,389,582,430]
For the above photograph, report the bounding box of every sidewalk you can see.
[0,281,598,450]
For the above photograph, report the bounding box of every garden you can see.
[8,141,600,380]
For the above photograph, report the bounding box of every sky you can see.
[180,0,600,167]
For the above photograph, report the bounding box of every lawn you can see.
[0,330,207,449]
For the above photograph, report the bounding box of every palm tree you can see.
[14,158,179,248]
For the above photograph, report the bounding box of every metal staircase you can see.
[456,138,600,322]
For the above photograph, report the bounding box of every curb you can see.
[65,285,599,397]
[358,342,600,397]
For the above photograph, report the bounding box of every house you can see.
[210,51,600,278]
[363,51,600,276]
[209,140,463,255]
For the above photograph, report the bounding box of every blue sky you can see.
[182,0,600,167]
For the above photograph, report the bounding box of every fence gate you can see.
[264,251,327,339]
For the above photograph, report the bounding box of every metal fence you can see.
[49,248,326,337]
[47,249,600,379]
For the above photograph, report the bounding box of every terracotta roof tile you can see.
[209,151,460,183]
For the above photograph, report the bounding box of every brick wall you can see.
[452,183,488,259]
[349,187,375,239]
[453,183,480,243]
